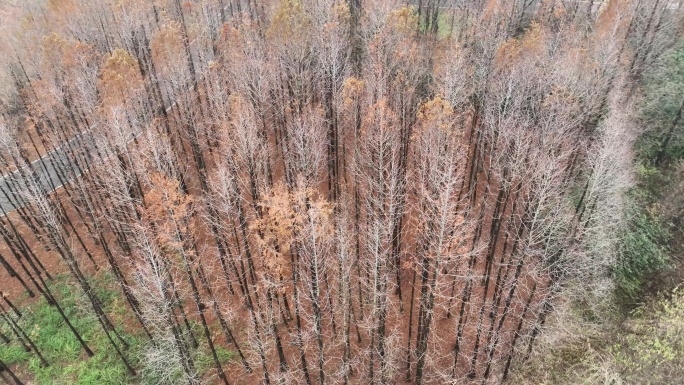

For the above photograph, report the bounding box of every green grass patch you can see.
[0,274,141,385]
[0,273,237,384]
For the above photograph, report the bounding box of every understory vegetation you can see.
[511,37,684,385]
[0,274,234,384]
[0,274,141,384]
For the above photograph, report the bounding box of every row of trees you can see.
[0,0,681,383]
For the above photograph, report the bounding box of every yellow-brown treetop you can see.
[141,172,193,252]
[98,49,143,107]
[417,97,456,134]
[341,77,365,108]
[268,0,312,43]
[151,21,184,70]
[361,99,400,139]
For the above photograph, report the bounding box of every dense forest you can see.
[0,0,682,384]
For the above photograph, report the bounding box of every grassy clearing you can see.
[0,274,141,384]
[0,273,235,384]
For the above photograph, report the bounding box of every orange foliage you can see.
[62,41,98,70]
[26,80,59,118]
[361,100,399,139]
[594,0,631,41]
[98,49,143,106]
[251,183,333,279]
[341,77,365,108]
[46,0,77,20]
[140,173,194,252]
[39,34,99,80]
[151,21,184,69]
[482,0,511,23]
[41,33,70,66]
[416,97,457,135]
[494,22,547,67]
[268,0,312,42]
[252,183,299,263]
[387,6,419,34]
